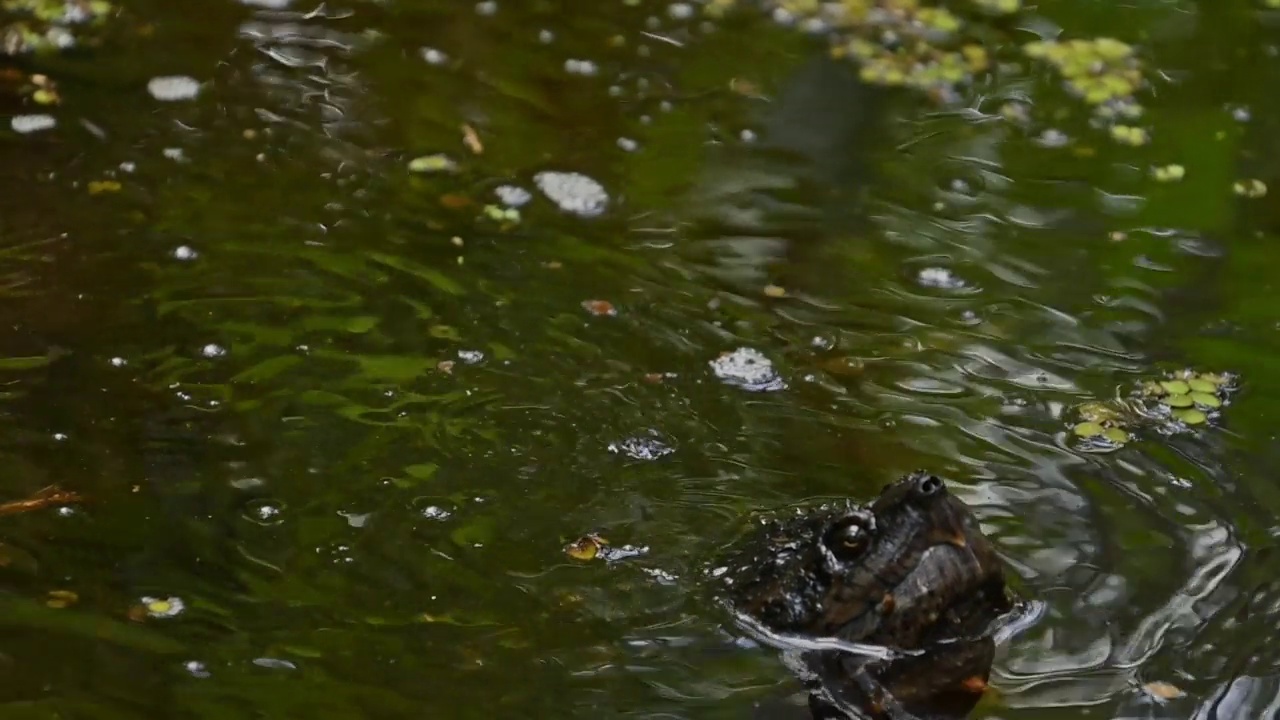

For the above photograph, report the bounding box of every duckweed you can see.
[1187,378,1217,394]
[1103,427,1129,444]
[1067,369,1238,448]
[1234,179,1267,198]
[723,0,1024,102]
[1173,409,1207,425]
[1073,421,1104,438]
[1,0,113,54]
[1110,125,1151,146]
[1190,392,1221,408]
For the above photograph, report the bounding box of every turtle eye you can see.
[825,517,871,559]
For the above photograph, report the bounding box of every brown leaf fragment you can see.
[582,299,617,317]
[1143,681,1184,700]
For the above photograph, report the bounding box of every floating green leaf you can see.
[1189,392,1221,408]
[1173,408,1207,425]
[1103,428,1129,444]
[1187,378,1217,394]
[1073,421,1104,437]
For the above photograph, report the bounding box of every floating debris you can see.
[45,589,78,609]
[533,170,609,217]
[0,484,82,516]
[242,499,284,525]
[710,347,787,392]
[137,595,185,619]
[1110,124,1150,147]
[146,75,201,101]
[915,266,966,290]
[1142,681,1185,701]
[87,179,121,194]
[1233,179,1267,198]
[420,505,452,521]
[608,430,675,461]
[1151,164,1185,183]
[482,204,520,224]
[408,154,458,173]
[10,113,56,134]
[420,47,448,65]
[581,299,617,317]
[564,533,648,563]
[494,184,532,207]
[460,123,483,154]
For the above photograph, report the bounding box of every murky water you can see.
[3,0,1280,718]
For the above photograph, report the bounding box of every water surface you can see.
[2,0,1280,718]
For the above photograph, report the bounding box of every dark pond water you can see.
[3,0,1280,718]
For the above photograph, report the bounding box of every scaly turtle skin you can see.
[716,471,1012,720]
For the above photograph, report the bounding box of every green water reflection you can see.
[3,0,1280,718]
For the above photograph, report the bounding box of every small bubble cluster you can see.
[915,266,966,290]
[146,75,201,102]
[710,347,787,392]
[608,430,675,460]
[533,171,609,217]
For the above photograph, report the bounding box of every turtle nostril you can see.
[916,475,944,498]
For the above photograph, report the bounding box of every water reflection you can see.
[0,0,1278,718]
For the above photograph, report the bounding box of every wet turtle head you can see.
[715,471,1008,647]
